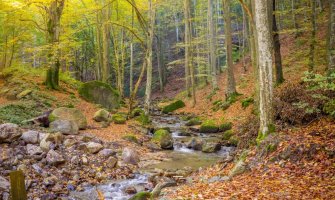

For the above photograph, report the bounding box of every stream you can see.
[70,113,234,200]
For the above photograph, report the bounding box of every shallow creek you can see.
[70,114,234,200]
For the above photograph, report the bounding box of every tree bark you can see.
[308,0,316,72]
[273,0,284,84]
[223,0,237,97]
[255,0,274,136]
[328,0,335,74]
[208,0,218,90]
[101,1,111,83]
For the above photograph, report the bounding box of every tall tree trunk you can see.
[208,0,218,90]
[145,0,155,114]
[45,0,65,90]
[223,0,237,97]
[273,0,284,84]
[255,0,274,136]
[308,0,316,71]
[185,0,196,106]
[101,1,111,83]
[328,0,335,74]
[130,7,134,95]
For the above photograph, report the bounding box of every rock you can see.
[17,164,27,174]
[70,188,99,200]
[78,81,120,109]
[185,118,202,126]
[21,130,39,144]
[49,107,87,129]
[152,129,173,150]
[128,191,151,200]
[40,133,63,151]
[0,123,21,143]
[46,150,65,166]
[98,149,116,158]
[208,176,231,183]
[122,148,140,165]
[50,119,79,135]
[84,142,103,154]
[26,144,43,155]
[0,176,10,191]
[106,157,117,168]
[16,89,32,99]
[43,176,57,187]
[202,142,221,153]
[125,186,137,194]
[199,120,219,133]
[93,109,112,122]
[186,138,204,151]
[63,138,77,148]
[0,147,13,163]
[81,156,89,165]
[162,100,185,114]
[112,113,127,124]
[228,160,249,178]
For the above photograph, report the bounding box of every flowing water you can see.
[70,113,234,199]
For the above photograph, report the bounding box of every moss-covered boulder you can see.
[130,108,145,118]
[128,192,151,200]
[162,100,185,114]
[112,114,126,124]
[152,129,173,149]
[49,107,87,129]
[199,120,219,133]
[93,109,111,122]
[219,122,233,132]
[202,142,221,153]
[78,81,120,109]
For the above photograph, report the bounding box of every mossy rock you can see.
[152,129,173,149]
[162,100,185,114]
[135,113,150,125]
[122,134,138,143]
[128,192,151,200]
[229,136,239,146]
[185,117,202,126]
[112,114,126,124]
[49,107,87,129]
[131,108,145,118]
[219,122,233,132]
[78,81,120,109]
[93,109,112,122]
[222,130,234,140]
[199,120,219,133]
[202,142,221,153]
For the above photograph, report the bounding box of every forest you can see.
[0,0,334,199]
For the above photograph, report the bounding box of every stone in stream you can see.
[152,129,173,150]
[128,191,151,200]
[122,148,140,165]
[202,142,221,153]
[49,107,87,129]
[0,123,21,143]
[50,119,79,135]
[186,138,204,151]
[21,130,39,144]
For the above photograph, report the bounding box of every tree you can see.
[273,0,284,84]
[328,0,335,74]
[208,0,218,90]
[308,0,316,71]
[255,0,274,136]
[45,0,65,89]
[223,0,237,97]
[101,0,111,83]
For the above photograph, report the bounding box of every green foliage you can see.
[122,134,138,143]
[303,71,335,91]
[0,101,44,125]
[212,100,230,111]
[219,122,233,132]
[59,71,82,89]
[200,120,219,133]
[112,114,127,124]
[323,99,335,118]
[222,130,234,140]
[292,102,321,114]
[162,100,185,114]
[241,97,254,109]
[135,112,150,126]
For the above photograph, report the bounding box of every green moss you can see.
[128,192,152,200]
[185,117,202,126]
[219,122,233,132]
[222,130,234,140]
[131,108,145,118]
[200,120,219,133]
[152,129,170,142]
[229,136,239,146]
[112,114,126,124]
[256,124,276,145]
[122,134,138,143]
[241,97,254,109]
[135,112,150,125]
[162,100,185,114]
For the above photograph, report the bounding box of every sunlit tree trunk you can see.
[101,1,111,83]
[255,0,274,135]
[45,0,65,89]
[223,0,237,97]
[208,0,218,90]
[145,0,155,114]
[328,0,335,74]
[273,0,284,84]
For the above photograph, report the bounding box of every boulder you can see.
[63,138,77,148]
[106,157,118,168]
[152,129,173,150]
[0,123,21,143]
[21,130,39,144]
[112,114,126,124]
[199,120,219,133]
[50,119,79,135]
[78,81,120,109]
[0,176,10,191]
[202,142,221,153]
[162,100,185,114]
[84,142,103,154]
[46,150,65,166]
[122,148,140,165]
[98,149,116,158]
[93,109,112,122]
[186,138,204,151]
[40,133,63,151]
[49,107,87,129]
[128,191,151,200]
[26,144,43,155]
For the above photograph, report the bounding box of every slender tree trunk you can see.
[223,0,237,97]
[242,6,247,72]
[308,0,316,71]
[101,2,111,83]
[208,0,218,90]
[156,37,164,92]
[273,0,284,84]
[328,0,335,74]
[130,7,134,95]
[255,0,274,136]
[145,0,155,114]
[184,0,191,97]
